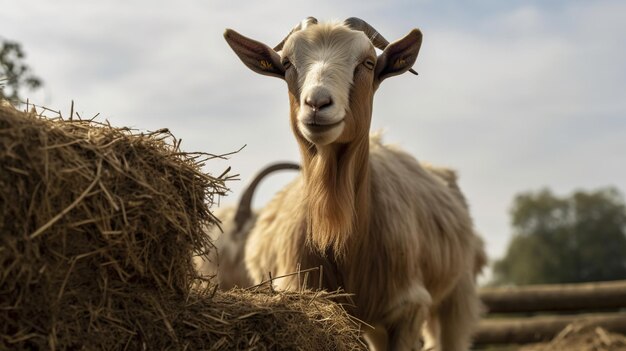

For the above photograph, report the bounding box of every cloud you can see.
[1,0,625,266]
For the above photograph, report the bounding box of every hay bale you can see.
[154,286,364,350]
[0,105,364,350]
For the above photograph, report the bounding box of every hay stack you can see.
[0,105,364,350]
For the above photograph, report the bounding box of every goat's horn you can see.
[234,162,301,233]
[344,17,418,75]
[344,17,389,51]
[273,17,318,51]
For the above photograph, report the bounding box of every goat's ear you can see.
[224,29,285,79]
[375,29,422,83]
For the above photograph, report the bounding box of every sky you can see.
[2,0,625,274]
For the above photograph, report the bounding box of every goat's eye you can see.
[363,58,375,70]
[282,57,292,69]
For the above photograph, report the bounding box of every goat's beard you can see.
[304,148,356,257]
[302,136,370,258]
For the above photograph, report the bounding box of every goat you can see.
[224,17,486,351]
[194,162,299,290]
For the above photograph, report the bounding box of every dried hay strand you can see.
[0,104,364,350]
[182,285,365,350]
[519,322,626,351]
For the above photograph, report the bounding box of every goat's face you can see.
[224,18,422,147]
[280,23,375,145]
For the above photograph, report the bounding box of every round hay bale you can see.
[0,105,364,350]
[0,104,224,289]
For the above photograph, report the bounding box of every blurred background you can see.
[2,0,625,284]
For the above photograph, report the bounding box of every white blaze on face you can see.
[283,23,373,145]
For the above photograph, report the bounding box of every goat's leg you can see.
[422,312,440,351]
[363,323,388,351]
[437,273,482,351]
[387,302,428,351]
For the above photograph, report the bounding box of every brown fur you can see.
[227,20,486,351]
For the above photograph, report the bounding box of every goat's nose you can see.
[304,92,333,111]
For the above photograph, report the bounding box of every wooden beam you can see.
[474,312,626,346]
[480,280,626,313]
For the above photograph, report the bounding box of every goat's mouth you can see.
[298,119,345,145]
[303,119,344,132]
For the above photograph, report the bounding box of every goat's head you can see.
[224,17,422,147]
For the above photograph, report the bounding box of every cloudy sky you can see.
[2,0,625,271]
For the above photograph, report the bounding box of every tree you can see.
[493,187,626,285]
[0,39,43,103]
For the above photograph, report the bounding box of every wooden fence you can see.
[474,280,626,346]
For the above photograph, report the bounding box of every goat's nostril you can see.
[318,97,332,110]
[305,96,333,111]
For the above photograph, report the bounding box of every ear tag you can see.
[260,60,273,70]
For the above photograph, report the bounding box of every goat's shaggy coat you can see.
[225,18,486,351]
[194,206,254,290]
[194,162,299,291]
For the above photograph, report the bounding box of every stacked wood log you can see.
[475,280,626,348]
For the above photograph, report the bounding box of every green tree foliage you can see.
[0,39,43,103]
[493,187,626,285]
